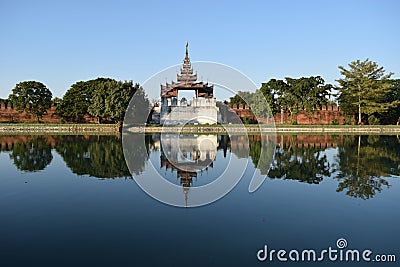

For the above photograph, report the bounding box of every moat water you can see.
[0,134,399,266]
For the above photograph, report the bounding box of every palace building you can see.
[159,42,219,125]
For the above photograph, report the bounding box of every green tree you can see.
[58,78,115,122]
[57,80,93,122]
[285,76,331,113]
[124,86,150,125]
[105,81,139,125]
[52,97,62,106]
[8,81,53,122]
[262,79,291,123]
[88,81,110,123]
[251,88,274,120]
[229,91,254,106]
[379,79,400,124]
[337,59,395,125]
[259,82,279,115]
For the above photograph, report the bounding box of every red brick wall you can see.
[231,104,344,125]
[0,103,97,123]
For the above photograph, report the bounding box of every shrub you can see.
[368,115,380,125]
[344,115,355,125]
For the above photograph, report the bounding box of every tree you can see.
[285,76,331,113]
[262,79,291,123]
[57,78,115,122]
[105,81,139,125]
[52,97,62,106]
[124,86,150,125]
[262,77,332,123]
[250,89,273,119]
[57,80,93,122]
[379,79,400,124]
[8,81,52,122]
[259,82,279,115]
[88,81,110,123]
[229,91,253,106]
[337,59,395,125]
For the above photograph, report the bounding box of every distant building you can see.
[159,42,219,125]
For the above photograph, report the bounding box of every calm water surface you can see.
[0,134,399,266]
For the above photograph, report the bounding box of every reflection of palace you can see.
[158,134,220,206]
[160,134,218,187]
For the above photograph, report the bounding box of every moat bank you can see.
[129,125,400,134]
[1,124,399,134]
[0,124,118,134]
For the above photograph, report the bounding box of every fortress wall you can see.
[0,104,98,123]
[231,105,344,125]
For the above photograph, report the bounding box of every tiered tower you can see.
[160,42,218,125]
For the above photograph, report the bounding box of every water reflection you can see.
[8,136,53,172]
[0,134,399,199]
[268,135,333,184]
[144,134,231,187]
[54,135,131,178]
[335,135,400,199]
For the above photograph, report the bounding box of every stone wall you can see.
[230,104,344,125]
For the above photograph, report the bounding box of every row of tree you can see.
[3,134,398,199]
[56,78,146,124]
[230,59,400,125]
[4,58,399,125]
[5,78,148,124]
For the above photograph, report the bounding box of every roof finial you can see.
[185,41,189,58]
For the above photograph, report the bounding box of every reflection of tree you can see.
[55,135,131,178]
[9,136,53,172]
[268,143,331,184]
[123,134,149,176]
[248,136,275,175]
[336,135,400,199]
[229,135,249,159]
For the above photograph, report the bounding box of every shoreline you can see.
[0,124,118,135]
[134,125,400,134]
[2,123,399,135]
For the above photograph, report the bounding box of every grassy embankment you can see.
[1,123,399,135]
[0,123,118,135]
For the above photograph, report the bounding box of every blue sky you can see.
[1,0,399,99]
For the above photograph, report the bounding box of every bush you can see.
[344,115,355,125]
[331,119,339,125]
[242,116,251,124]
[368,115,380,125]
[291,120,298,125]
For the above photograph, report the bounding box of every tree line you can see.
[4,78,148,124]
[2,58,400,125]
[230,59,400,125]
